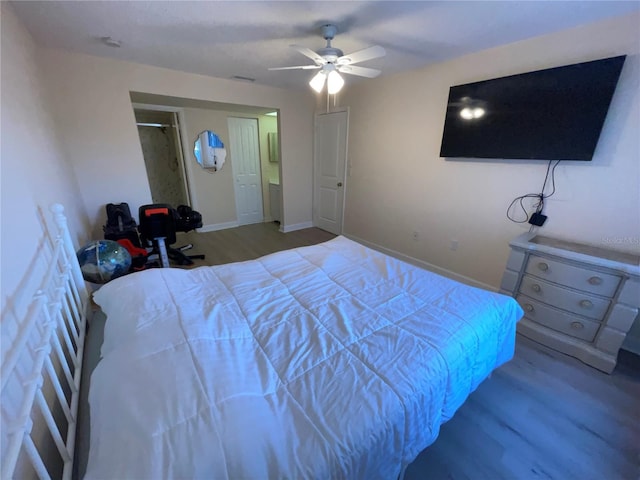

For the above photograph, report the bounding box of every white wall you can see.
[340,12,640,289]
[38,48,315,238]
[1,7,91,472]
[0,4,89,320]
[181,107,239,227]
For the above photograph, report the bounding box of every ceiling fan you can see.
[269,24,385,94]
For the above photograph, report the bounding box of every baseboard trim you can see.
[281,221,313,233]
[344,233,496,292]
[198,221,239,233]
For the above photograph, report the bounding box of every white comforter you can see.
[87,236,521,479]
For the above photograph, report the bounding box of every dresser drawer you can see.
[519,275,610,320]
[516,295,601,342]
[525,255,621,297]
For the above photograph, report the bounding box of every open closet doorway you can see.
[134,109,191,207]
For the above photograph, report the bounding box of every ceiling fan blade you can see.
[337,45,386,65]
[290,44,327,65]
[268,65,322,71]
[338,65,381,78]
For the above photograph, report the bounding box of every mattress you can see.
[87,236,522,479]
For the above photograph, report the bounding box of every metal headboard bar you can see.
[51,204,89,303]
[2,291,57,480]
[1,204,88,480]
[0,265,60,393]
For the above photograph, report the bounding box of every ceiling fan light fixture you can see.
[327,70,344,94]
[271,24,385,93]
[309,71,326,93]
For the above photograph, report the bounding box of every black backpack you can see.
[175,205,203,232]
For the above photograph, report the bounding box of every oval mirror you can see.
[194,131,227,172]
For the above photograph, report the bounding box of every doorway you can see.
[135,109,190,207]
[130,92,280,231]
[313,109,348,235]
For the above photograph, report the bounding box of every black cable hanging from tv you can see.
[506,160,561,226]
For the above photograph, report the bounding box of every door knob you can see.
[337,182,343,187]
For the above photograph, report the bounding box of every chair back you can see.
[138,204,177,245]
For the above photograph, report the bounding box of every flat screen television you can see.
[439,55,626,161]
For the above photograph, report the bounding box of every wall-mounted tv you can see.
[439,55,626,161]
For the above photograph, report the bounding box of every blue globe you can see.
[76,240,132,284]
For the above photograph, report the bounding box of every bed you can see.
[85,235,522,478]
[1,204,522,479]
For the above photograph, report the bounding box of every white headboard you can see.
[1,204,89,479]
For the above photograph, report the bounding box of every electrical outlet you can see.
[450,239,459,251]
[412,231,419,241]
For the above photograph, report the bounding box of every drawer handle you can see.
[523,304,534,313]
[579,299,593,309]
[531,284,541,293]
[537,262,549,272]
[571,321,584,330]
[588,276,603,286]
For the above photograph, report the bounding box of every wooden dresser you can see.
[500,233,640,373]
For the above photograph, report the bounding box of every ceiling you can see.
[10,1,639,91]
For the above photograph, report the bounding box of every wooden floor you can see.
[406,335,640,480]
[176,221,336,266]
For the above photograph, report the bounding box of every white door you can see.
[314,110,348,235]
[228,117,264,225]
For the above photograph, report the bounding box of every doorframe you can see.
[313,106,350,235]
[131,102,196,212]
[227,116,265,226]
